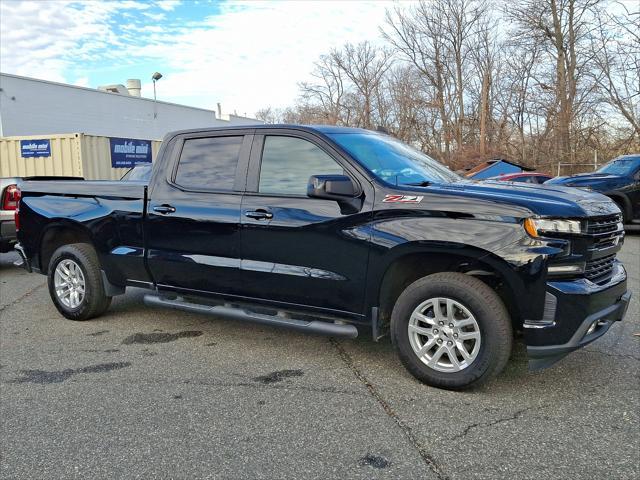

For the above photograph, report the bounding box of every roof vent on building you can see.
[126,79,141,97]
[98,84,130,95]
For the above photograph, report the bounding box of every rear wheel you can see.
[391,272,512,390]
[47,243,111,321]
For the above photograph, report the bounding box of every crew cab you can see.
[546,154,640,224]
[14,126,631,390]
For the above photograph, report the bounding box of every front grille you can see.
[584,254,616,282]
[586,214,623,250]
[586,214,621,235]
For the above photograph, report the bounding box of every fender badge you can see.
[382,194,424,203]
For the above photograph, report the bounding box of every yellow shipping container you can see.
[0,133,161,180]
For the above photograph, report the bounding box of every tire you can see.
[47,243,111,321]
[391,272,512,390]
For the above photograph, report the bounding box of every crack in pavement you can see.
[0,281,46,313]
[451,404,546,440]
[329,338,448,480]
[578,348,640,362]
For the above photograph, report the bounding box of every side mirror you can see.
[307,174,357,200]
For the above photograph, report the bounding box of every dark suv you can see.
[546,154,640,223]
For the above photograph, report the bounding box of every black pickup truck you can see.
[15,125,631,389]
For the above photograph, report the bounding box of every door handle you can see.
[153,204,176,214]
[245,209,273,220]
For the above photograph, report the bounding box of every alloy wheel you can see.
[54,259,86,309]
[407,297,481,373]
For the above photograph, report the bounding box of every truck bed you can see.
[18,179,148,285]
[19,180,145,199]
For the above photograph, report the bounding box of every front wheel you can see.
[391,272,512,390]
[47,243,111,321]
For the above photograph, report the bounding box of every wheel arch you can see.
[369,243,522,333]
[38,220,95,274]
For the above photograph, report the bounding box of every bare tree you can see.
[255,106,280,124]
[589,3,640,135]
[383,1,454,157]
[499,40,541,163]
[440,0,489,147]
[468,14,499,156]
[329,42,393,129]
[299,53,349,125]
[260,0,638,172]
[507,0,606,162]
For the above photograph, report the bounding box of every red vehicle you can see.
[488,172,553,184]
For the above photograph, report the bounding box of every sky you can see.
[0,0,395,118]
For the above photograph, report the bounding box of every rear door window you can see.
[175,136,244,191]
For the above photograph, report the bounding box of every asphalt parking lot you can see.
[1,236,638,480]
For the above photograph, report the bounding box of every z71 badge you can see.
[382,194,424,203]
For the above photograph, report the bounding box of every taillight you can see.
[3,185,21,231]
[2,184,19,210]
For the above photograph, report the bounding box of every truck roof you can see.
[166,124,374,138]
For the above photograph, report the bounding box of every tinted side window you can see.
[175,136,244,191]
[513,176,530,183]
[259,136,344,195]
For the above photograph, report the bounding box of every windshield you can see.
[597,157,640,176]
[328,133,461,185]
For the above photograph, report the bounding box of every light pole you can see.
[152,72,162,119]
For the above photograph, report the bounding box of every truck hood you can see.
[398,180,620,218]
[545,173,627,191]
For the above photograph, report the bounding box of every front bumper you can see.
[525,261,630,370]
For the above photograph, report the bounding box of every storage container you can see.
[0,133,161,180]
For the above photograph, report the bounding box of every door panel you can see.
[147,193,243,293]
[145,132,253,295]
[240,132,373,315]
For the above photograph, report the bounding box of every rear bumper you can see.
[0,218,17,252]
[525,261,630,370]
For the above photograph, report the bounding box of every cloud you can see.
[135,1,395,115]
[157,0,181,11]
[0,0,396,116]
[73,76,90,87]
[143,11,166,21]
[0,0,147,80]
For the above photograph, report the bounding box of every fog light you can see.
[548,264,585,275]
[586,320,599,335]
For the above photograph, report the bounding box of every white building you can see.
[0,73,260,140]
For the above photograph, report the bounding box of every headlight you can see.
[524,218,582,237]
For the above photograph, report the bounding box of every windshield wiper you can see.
[404,181,432,187]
